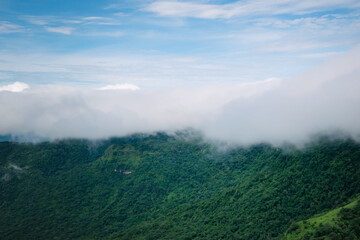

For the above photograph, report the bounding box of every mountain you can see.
[1,133,360,239]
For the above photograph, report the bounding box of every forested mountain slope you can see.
[1,133,360,239]
[284,196,360,240]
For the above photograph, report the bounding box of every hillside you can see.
[284,196,360,239]
[1,133,360,239]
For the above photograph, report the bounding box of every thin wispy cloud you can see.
[45,27,74,35]
[146,0,360,19]
[81,16,121,25]
[0,52,287,88]
[63,20,83,24]
[23,15,121,29]
[0,21,24,34]
[84,31,124,37]
[145,1,232,19]
[113,12,130,17]
[297,52,342,59]
[83,17,107,20]
[22,16,51,25]
[97,83,140,91]
[104,4,121,10]
[23,15,83,26]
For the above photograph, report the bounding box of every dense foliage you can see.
[284,196,360,240]
[1,133,360,239]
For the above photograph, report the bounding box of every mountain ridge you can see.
[1,133,360,239]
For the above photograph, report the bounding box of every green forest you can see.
[1,133,360,239]
[285,195,360,240]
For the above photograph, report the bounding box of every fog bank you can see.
[0,47,359,145]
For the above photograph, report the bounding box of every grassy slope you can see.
[284,195,360,240]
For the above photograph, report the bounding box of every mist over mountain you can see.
[0,46,359,145]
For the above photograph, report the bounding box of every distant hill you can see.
[1,133,360,239]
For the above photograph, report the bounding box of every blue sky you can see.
[0,0,360,88]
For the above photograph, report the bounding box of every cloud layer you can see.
[45,27,74,35]
[97,83,140,91]
[0,47,359,145]
[146,0,360,19]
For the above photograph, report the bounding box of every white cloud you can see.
[104,3,121,10]
[0,21,24,34]
[23,15,120,27]
[45,27,74,35]
[82,17,107,20]
[114,12,130,17]
[146,1,232,19]
[63,20,82,24]
[0,47,359,145]
[23,16,50,25]
[0,82,29,92]
[0,80,277,139]
[23,15,82,26]
[204,46,360,145]
[145,0,360,19]
[81,16,121,25]
[297,52,342,59]
[97,83,140,91]
[0,53,283,87]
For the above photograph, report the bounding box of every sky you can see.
[1,0,359,87]
[0,0,360,144]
